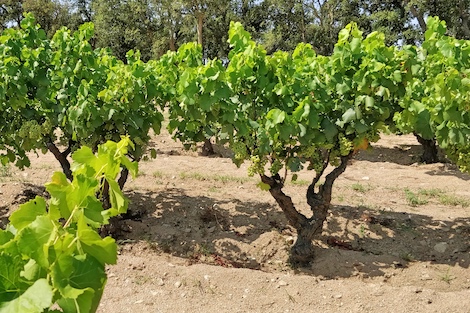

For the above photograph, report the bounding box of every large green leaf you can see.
[77,217,117,265]
[9,197,47,231]
[0,279,53,313]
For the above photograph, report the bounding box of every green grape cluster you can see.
[366,131,381,143]
[40,118,53,135]
[310,150,325,173]
[247,155,267,176]
[299,145,317,158]
[18,120,43,141]
[230,141,249,166]
[270,158,283,175]
[447,145,470,173]
[328,150,341,167]
[338,134,353,156]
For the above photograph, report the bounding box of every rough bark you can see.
[169,28,176,51]
[118,167,129,190]
[201,138,215,156]
[47,140,73,181]
[261,152,353,266]
[261,175,307,230]
[100,167,130,210]
[414,133,439,164]
[196,11,204,47]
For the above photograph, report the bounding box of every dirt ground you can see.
[1,132,470,312]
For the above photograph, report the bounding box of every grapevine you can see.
[230,141,249,166]
[247,155,268,177]
[338,134,354,156]
[0,13,164,188]
[0,138,136,313]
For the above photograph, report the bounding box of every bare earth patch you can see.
[1,133,469,312]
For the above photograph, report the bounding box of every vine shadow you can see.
[119,187,288,269]
[118,188,470,280]
[354,144,423,165]
[303,204,470,279]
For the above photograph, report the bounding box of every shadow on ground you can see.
[111,187,470,280]
[3,182,468,280]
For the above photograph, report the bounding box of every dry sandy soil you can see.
[1,132,470,312]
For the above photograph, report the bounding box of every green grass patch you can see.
[400,252,415,262]
[416,188,470,207]
[179,172,251,184]
[152,170,166,179]
[351,183,372,193]
[438,194,470,207]
[289,179,310,186]
[404,188,428,206]
[418,188,445,197]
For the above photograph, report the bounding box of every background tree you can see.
[306,0,368,55]
[0,0,23,30]
[232,0,268,43]
[0,0,70,35]
[92,0,156,61]
[150,0,184,56]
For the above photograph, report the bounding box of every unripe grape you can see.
[270,159,283,175]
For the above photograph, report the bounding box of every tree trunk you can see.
[47,140,73,181]
[201,138,215,156]
[193,9,215,156]
[260,153,352,266]
[414,133,439,164]
[118,167,129,190]
[403,0,427,31]
[196,11,204,47]
[299,0,306,42]
[169,28,176,51]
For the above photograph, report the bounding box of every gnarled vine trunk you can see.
[261,153,352,266]
[414,133,439,164]
[47,139,73,181]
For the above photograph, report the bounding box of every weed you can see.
[359,224,366,238]
[197,243,213,256]
[352,183,368,193]
[212,174,251,184]
[289,179,310,186]
[400,252,414,262]
[153,170,165,179]
[417,188,470,207]
[198,206,229,230]
[286,290,297,303]
[179,172,251,184]
[159,237,175,253]
[418,188,445,197]
[134,274,151,285]
[39,164,54,170]
[440,268,455,284]
[358,203,381,211]
[193,279,205,294]
[179,172,205,180]
[438,195,470,207]
[0,164,11,178]
[404,188,428,206]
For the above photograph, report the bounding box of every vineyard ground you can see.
[1,132,470,312]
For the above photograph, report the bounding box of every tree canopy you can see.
[2,0,469,61]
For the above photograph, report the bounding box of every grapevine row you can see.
[159,18,470,264]
[1,14,470,312]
